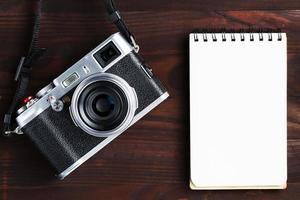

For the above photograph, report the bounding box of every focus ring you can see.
[70,73,138,137]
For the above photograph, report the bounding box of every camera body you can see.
[16,33,169,179]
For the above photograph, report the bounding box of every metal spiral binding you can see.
[212,33,217,42]
[194,34,199,42]
[193,32,282,42]
[231,33,235,41]
[240,33,245,41]
[250,33,254,41]
[222,33,226,41]
[268,33,272,41]
[203,34,208,42]
[259,33,263,41]
[278,32,282,41]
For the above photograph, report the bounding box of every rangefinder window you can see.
[94,42,121,67]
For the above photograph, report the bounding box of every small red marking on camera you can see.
[23,96,33,104]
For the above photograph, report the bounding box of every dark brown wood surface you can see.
[1,0,300,199]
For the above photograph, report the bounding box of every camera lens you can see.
[78,81,128,132]
[93,94,115,117]
[71,73,138,137]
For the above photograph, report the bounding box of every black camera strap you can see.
[104,0,139,52]
[3,0,138,136]
[3,0,45,136]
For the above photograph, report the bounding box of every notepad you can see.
[189,32,287,190]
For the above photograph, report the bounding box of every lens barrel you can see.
[70,73,138,137]
[78,81,128,131]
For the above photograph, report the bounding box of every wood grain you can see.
[0,0,300,199]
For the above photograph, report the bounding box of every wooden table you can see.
[1,0,300,199]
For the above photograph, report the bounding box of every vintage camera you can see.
[15,33,169,179]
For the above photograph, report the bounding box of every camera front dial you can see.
[70,73,138,137]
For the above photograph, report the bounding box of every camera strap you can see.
[104,0,139,52]
[3,0,139,136]
[3,0,46,136]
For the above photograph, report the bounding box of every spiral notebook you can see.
[189,32,287,190]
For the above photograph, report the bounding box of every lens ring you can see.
[78,81,128,131]
[70,73,138,137]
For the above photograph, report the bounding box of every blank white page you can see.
[189,33,287,189]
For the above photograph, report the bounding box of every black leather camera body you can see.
[15,33,169,179]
